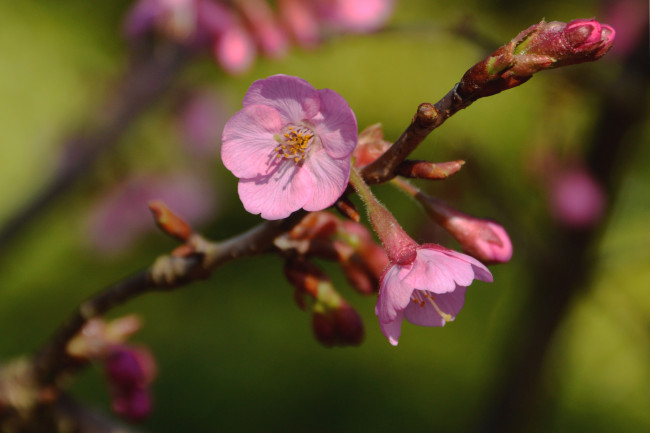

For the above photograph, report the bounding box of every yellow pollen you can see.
[275,125,314,163]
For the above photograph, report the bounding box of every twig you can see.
[32,211,306,388]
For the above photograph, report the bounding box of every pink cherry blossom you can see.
[221,74,358,220]
[375,243,493,346]
[315,0,395,33]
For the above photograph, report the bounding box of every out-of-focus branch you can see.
[0,41,189,252]
[32,211,306,390]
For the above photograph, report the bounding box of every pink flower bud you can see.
[105,347,156,389]
[104,346,157,421]
[419,196,512,264]
[289,211,340,241]
[213,24,257,75]
[459,18,616,99]
[316,0,395,33]
[352,123,391,168]
[112,386,152,422]
[332,240,379,294]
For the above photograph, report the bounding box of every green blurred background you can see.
[1,0,648,432]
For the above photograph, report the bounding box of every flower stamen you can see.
[275,124,315,164]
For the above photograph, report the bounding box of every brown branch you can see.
[32,211,306,389]
[360,19,614,186]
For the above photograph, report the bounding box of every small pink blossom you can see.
[316,0,395,33]
[376,244,492,346]
[548,167,606,228]
[221,74,358,220]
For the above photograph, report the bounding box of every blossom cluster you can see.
[220,73,515,345]
[124,0,395,74]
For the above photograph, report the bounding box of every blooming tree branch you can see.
[32,211,306,389]
[0,13,618,432]
[361,18,614,184]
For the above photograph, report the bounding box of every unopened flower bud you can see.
[392,178,512,264]
[289,211,340,241]
[335,196,361,222]
[338,220,389,278]
[459,18,615,100]
[332,241,379,294]
[312,300,364,347]
[353,123,390,168]
[395,160,465,180]
[149,200,193,242]
[112,386,152,422]
[104,345,157,422]
[105,346,156,389]
[284,257,364,346]
[422,197,512,264]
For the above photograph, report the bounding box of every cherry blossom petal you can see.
[403,299,445,327]
[403,287,466,327]
[302,149,350,211]
[243,75,320,123]
[375,264,415,323]
[407,248,477,292]
[432,245,493,283]
[237,163,314,220]
[378,310,404,346]
[313,88,358,159]
[221,104,283,178]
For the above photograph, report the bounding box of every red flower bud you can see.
[312,300,364,347]
[459,18,616,100]
[149,200,193,242]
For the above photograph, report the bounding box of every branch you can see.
[32,211,306,388]
[361,18,614,184]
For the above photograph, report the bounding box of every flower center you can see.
[411,290,453,322]
[274,125,315,164]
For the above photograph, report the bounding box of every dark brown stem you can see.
[360,93,471,184]
[32,211,306,389]
[0,42,189,252]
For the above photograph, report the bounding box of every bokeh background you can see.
[0,0,648,432]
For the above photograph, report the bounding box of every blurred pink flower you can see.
[104,346,157,422]
[221,74,357,220]
[124,0,197,41]
[376,243,492,346]
[196,0,258,74]
[87,173,216,254]
[548,167,606,228]
[278,0,321,48]
[315,0,395,33]
[177,90,229,156]
[236,0,289,58]
[603,0,646,57]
